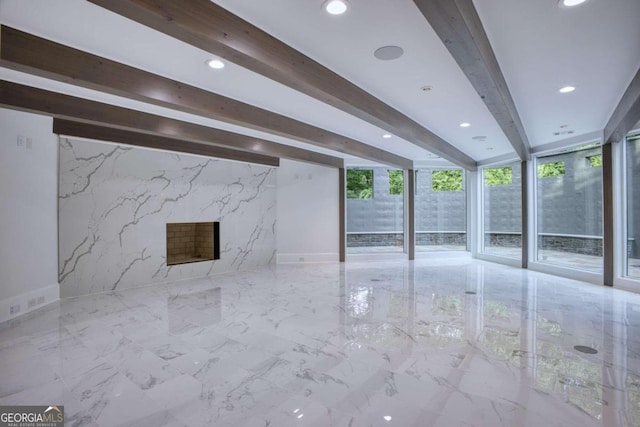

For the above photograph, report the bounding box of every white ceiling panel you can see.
[474,0,640,147]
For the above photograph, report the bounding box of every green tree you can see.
[432,170,463,191]
[388,170,403,195]
[347,169,373,199]
[537,161,565,178]
[485,167,512,186]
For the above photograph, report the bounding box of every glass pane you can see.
[388,170,403,195]
[416,168,466,252]
[346,169,373,199]
[626,134,640,278]
[536,145,603,273]
[431,169,463,191]
[346,168,404,253]
[482,161,521,258]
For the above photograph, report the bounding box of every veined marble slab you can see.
[58,138,276,297]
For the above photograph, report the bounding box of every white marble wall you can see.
[58,138,276,298]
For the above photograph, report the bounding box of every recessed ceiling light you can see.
[559,86,576,93]
[472,135,487,141]
[206,59,225,70]
[383,416,393,422]
[420,85,434,92]
[559,0,588,7]
[323,0,349,15]
[560,124,569,128]
[382,134,392,139]
[460,122,471,128]
[374,46,404,61]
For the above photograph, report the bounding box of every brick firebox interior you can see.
[166,222,218,265]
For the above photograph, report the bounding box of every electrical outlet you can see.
[10,304,20,315]
[37,296,45,304]
[17,135,26,148]
[28,298,38,308]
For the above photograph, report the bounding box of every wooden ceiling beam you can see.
[85,0,476,170]
[604,67,640,144]
[0,25,403,168]
[413,0,531,161]
[0,80,345,168]
[53,120,280,167]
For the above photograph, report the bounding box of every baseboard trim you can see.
[277,253,339,264]
[0,283,60,324]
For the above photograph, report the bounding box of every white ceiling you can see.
[212,0,514,161]
[0,0,638,166]
[475,0,640,147]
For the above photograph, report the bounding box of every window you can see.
[416,168,467,252]
[347,169,373,199]
[346,167,404,253]
[432,170,463,191]
[482,162,521,258]
[536,146,602,273]
[484,166,513,186]
[388,170,403,195]
[537,161,565,178]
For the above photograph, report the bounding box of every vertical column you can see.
[405,169,415,260]
[339,167,346,262]
[521,160,529,269]
[466,169,479,254]
[603,143,614,286]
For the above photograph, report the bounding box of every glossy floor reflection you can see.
[1,256,640,426]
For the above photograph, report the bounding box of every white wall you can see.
[276,159,339,263]
[0,108,59,322]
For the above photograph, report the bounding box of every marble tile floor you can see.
[2,256,640,426]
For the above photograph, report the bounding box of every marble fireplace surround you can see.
[58,137,276,298]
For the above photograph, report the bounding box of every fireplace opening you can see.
[166,222,220,266]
